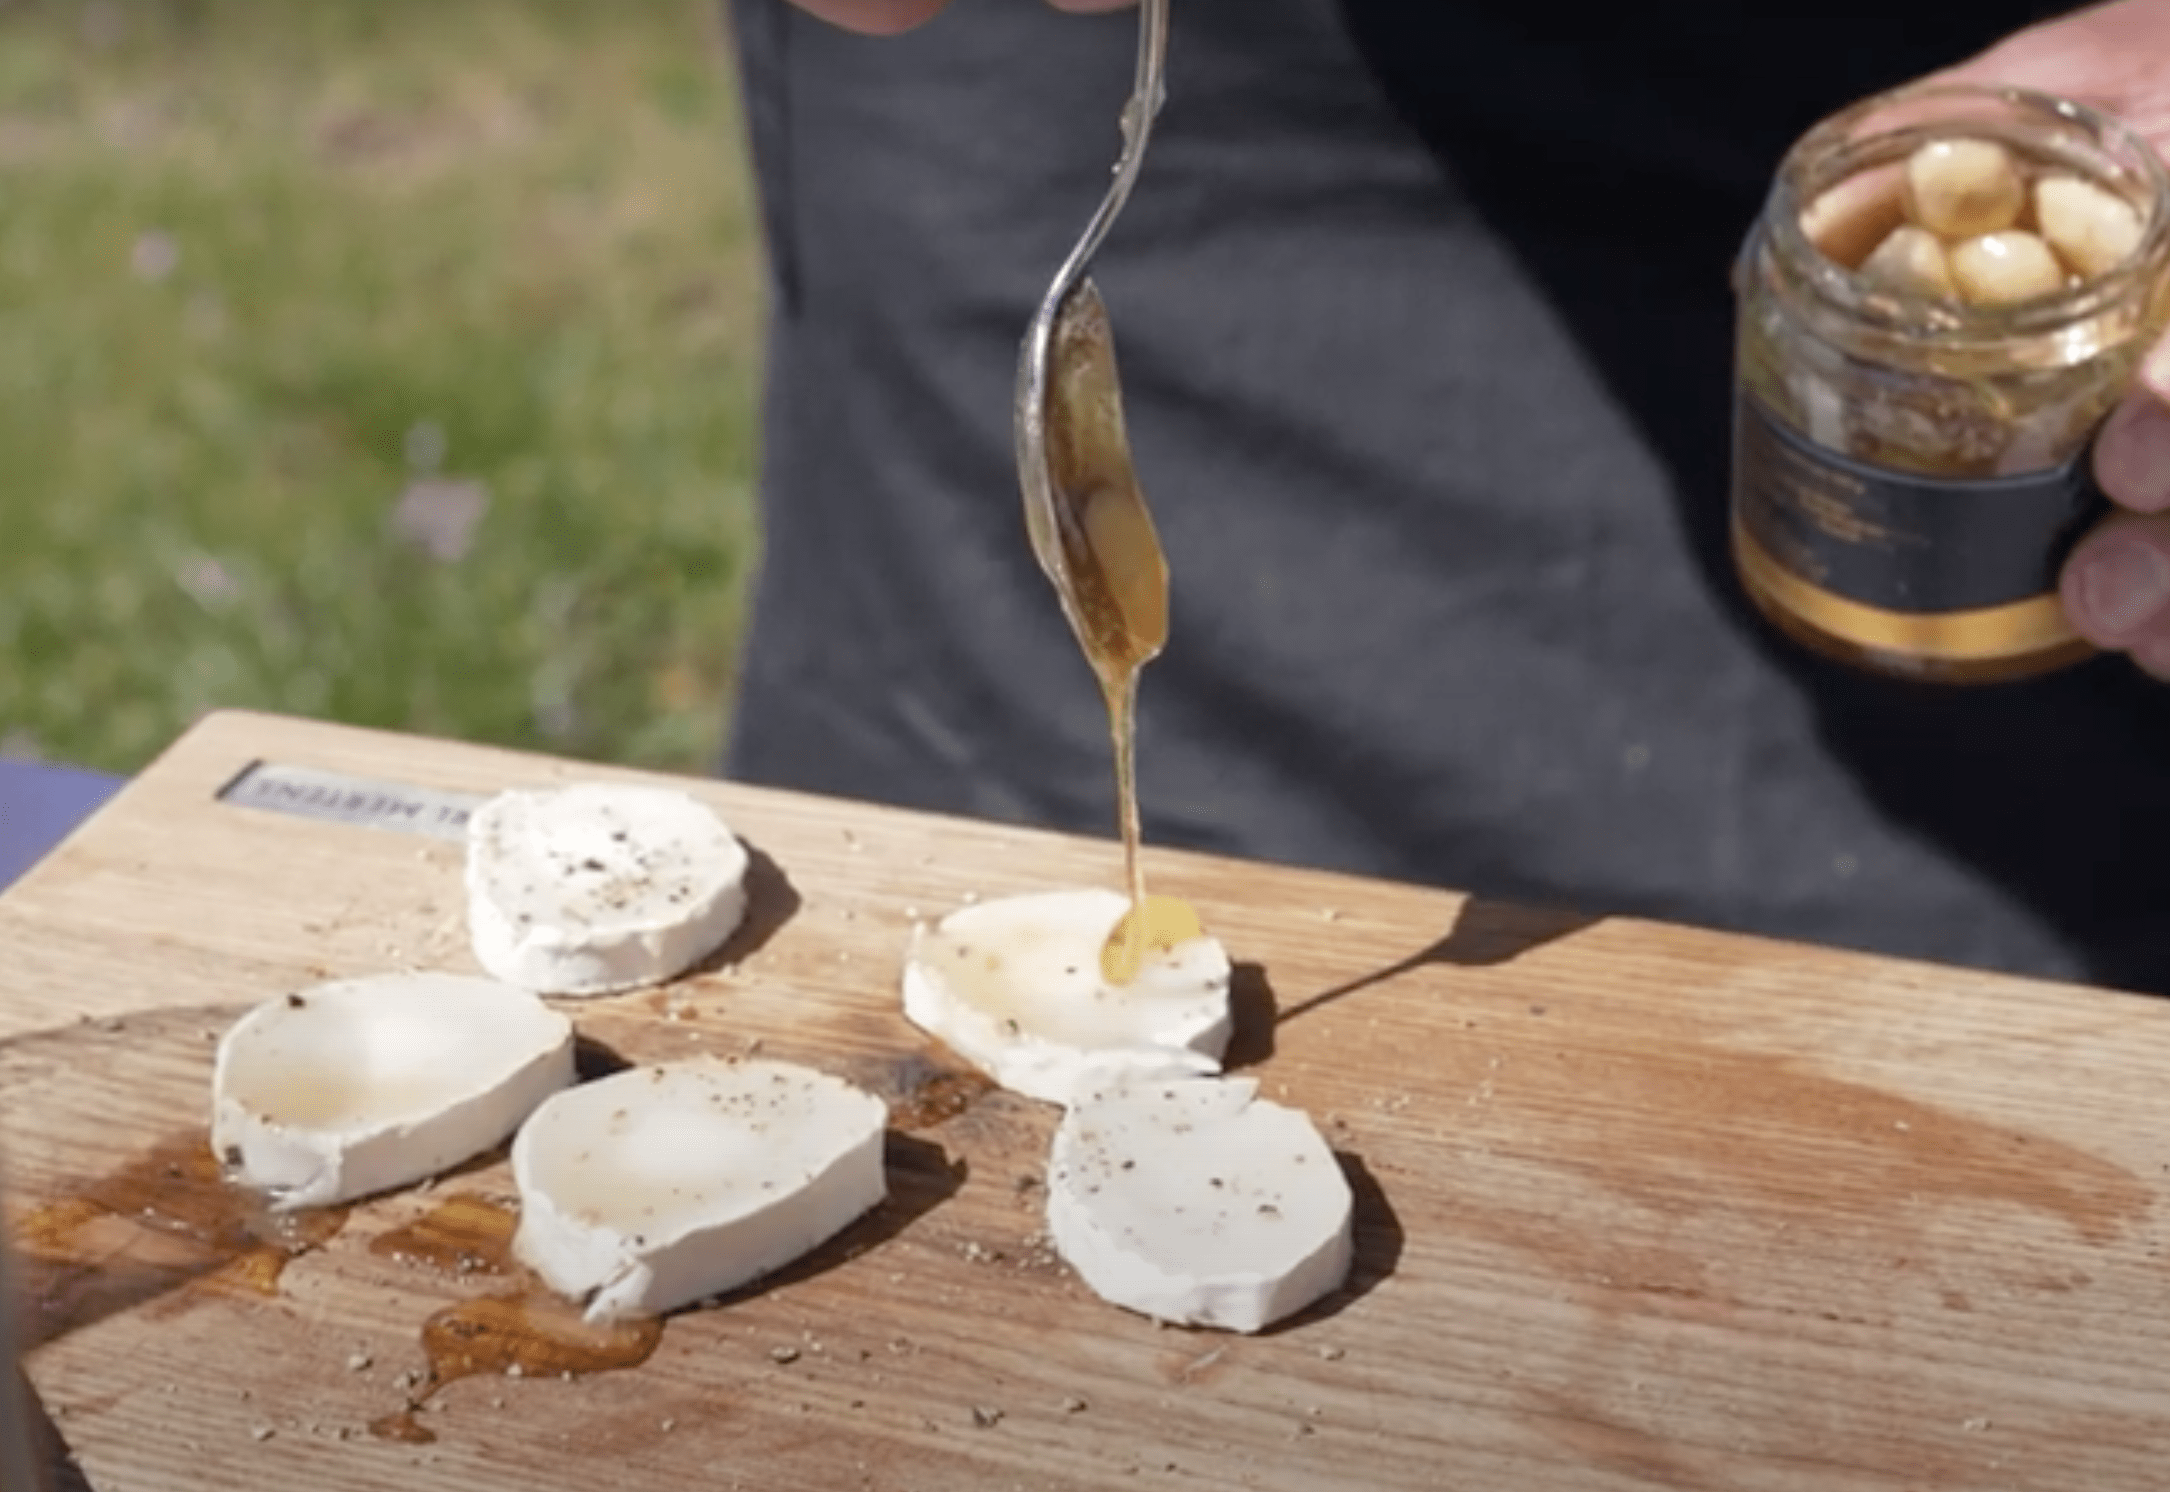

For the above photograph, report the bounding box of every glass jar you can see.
[1732,84,2170,683]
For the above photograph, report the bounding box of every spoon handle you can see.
[1044,0,1169,303]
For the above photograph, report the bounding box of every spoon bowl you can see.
[1015,0,1170,627]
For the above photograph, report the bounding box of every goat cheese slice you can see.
[1047,1075,1354,1333]
[211,973,575,1211]
[900,888,1232,1106]
[466,782,751,996]
[511,1058,888,1322]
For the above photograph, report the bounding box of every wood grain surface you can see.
[3,709,2167,1491]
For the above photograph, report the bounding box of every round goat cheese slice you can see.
[511,1058,888,1322]
[211,973,576,1211]
[466,782,751,996]
[900,888,1231,1105]
[1047,1075,1353,1333]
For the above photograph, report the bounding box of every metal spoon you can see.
[1015,0,1169,640]
[1013,0,1181,983]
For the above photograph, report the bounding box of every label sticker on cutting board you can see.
[217,761,485,841]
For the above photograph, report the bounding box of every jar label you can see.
[1732,393,2104,615]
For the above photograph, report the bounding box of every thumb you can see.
[2060,511,2170,678]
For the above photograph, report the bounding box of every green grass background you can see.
[0,0,764,775]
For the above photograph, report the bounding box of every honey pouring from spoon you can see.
[1014,0,1201,985]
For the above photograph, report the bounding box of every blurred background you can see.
[0,0,763,777]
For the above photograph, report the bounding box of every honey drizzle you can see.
[1041,282,1199,985]
[1103,667,1152,981]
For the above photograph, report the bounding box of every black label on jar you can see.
[1731,393,2105,613]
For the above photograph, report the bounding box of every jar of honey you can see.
[1732,84,2170,682]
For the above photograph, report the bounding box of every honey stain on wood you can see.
[367,1300,663,1445]
[13,1131,346,1347]
[365,1194,663,1445]
[368,1193,516,1277]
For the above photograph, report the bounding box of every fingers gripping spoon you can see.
[1014,0,1200,986]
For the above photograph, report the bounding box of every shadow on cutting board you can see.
[1277,897,1602,1026]
[684,844,802,974]
[12,1370,91,1492]
[1222,961,1279,1071]
[1256,1150,1403,1335]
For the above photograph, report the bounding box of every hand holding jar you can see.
[1936,1,2170,680]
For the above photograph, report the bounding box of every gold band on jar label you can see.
[1730,393,2100,671]
[1732,521,2079,661]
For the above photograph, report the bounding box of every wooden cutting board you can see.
[4,709,2167,1492]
